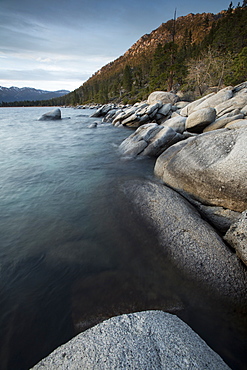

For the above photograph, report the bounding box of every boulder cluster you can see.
[91,82,247,271]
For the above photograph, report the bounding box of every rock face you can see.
[120,180,247,302]
[31,311,230,370]
[224,210,247,266]
[154,127,247,212]
[38,108,61,120]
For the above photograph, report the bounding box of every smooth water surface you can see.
[0,107,246,370]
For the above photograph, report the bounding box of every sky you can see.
[0,0,233,92]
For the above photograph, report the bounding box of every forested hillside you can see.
[69,3,247,105]
[3,2,247,107]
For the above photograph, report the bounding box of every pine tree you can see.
[123,65,132,92]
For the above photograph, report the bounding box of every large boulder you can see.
[154,127,247,212]
[148,91,179,105]
[120,180,247,302]
[31,311,230,370]
[185,107,216,133]
[38,108,61,121]
[224,210,247,266]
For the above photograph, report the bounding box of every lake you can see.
[0,107,246,369]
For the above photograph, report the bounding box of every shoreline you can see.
[31,84,247,369]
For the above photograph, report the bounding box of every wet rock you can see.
[38,108,61,121]
[154,127,247,212]
[224,210,247,266]
[31,311,230,370]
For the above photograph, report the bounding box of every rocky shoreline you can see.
[90,82,247,270]
[32,84,247,369]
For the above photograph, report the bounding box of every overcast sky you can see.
[0,0,232,92]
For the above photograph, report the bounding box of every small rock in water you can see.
[38,108,61,121]
[88,122,97,128]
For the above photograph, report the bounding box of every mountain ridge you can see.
[0,86,70,103]
[93,11,222,78]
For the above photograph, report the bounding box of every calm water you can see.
[0,107,246,370]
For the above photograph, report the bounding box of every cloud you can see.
[0,68,88,81]
[0,0,229,91]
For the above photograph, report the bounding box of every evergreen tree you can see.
[227,1,234,13]
[123,65,133,92]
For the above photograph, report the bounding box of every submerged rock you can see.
[38,108,61,121]
[31,311,230,370]
[88,122,97,128]
[120,180,247,303]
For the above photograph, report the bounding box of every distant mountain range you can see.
[0,86,70,103]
